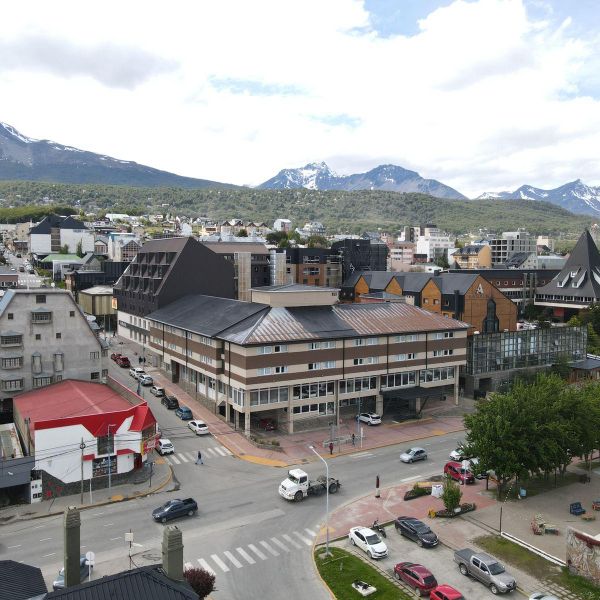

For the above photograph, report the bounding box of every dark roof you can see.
[0,560,47,600]
[537,230,600,299]
[201,241,268,254]
[454,244,486,256]
[570,357,600,371]
[436,273,479,294]
[29,214,88,234]
[503,252,533,268]
[43,565,197,600]
[136,237,190,253]
[147,294,269,337]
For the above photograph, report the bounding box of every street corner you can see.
[238,454,289,468]
[154,456,166,464]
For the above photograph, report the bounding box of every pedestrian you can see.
[329,441,334,455]
[195,450,203,465]
[351,433,356,447]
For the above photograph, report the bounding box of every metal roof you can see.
[0,560,47,600]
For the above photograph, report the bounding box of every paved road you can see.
[3,251,43,287]
[0,356,465,598]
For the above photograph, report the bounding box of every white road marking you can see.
[197,558,215,576]
[91,512,105,516]
[183,452,197,461]
[170,455,181,464]
[7,545,21,549]
[39,538,52,541]
[222,447,233,455]
[178,454,189,463]
[282,534,301,549]
[236,547,256,565]
[271,537,290,552]
[224,550,243,568]
[247,543,267,560]
[42,552,56,557]
[204,448,218,457]
[213,447,226,456]
[103,523,114,527]
[211,554,230,572]
[350,452,374,459]
[294,531,313,546]
[259,540,279,556]
[401,475,422,482]
[305,528,317,537]
[32,525,44,529]
[163,456,172,465]
[110,537,121,541]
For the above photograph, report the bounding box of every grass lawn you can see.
[314,546,411,600]
[475,535,600,600]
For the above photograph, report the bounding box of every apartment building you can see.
[452,244,492,269]
[281,247,343,288]
[489,229,536,266]
[388,242,415,271]
[330,238,388,281]
[29,214,94,256]
[147,292,468,434]
[113,237,235,346]
[0,289,107,418]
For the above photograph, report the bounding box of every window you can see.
[309,341,335,350]
[56,332,61,339]
[90,351,100,360]
[7,313,13,320]
[434,331,454,340]
[35,334,41,341]
[1,357,22,368]
[395,353,415,361]
[54,352,64,372]
[395,334,417,343]
[91,372,100,380]
[366,356,378,364]
[366,337,378,345]
[33,376,52,388]
[1,378,23,391]
[257,346,272,355]
[308,363,319,370]
[35,295,46,304]
[257,367,272,376]
[274,366,288,374]
[353,358,364,365]
[274,345,287,353]
[97,434,114,456]
[1,334,22,346]
[353,339,364,346]
[55,374,62,382]
[102,369,108,378]
[433,349,454,357]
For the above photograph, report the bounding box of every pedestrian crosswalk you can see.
[163,446,233,465]
[184,529,317,575]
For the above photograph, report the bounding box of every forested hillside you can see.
[0,180,591,235]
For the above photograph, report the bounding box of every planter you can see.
[403,487,432,501]
[435,503,477,518]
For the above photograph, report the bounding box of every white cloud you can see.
[1,0,599,197]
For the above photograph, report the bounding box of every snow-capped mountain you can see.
[259,162,467,199]
[0,121,234,188]
[477,180,600,215]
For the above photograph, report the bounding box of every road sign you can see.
[85,551,95,566]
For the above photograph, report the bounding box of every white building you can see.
[415,227,454,261]
[13,379,158,485]
[107,232,142,262]
[29,214,94,256]
[273,218,292,233]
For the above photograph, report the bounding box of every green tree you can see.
[306,235,329,248]
[59,244,69,254]
[75,239,84,258]
[237,228,248,237]
[434,252,450,269]
[266,231,288,245]
[441,475,462,512]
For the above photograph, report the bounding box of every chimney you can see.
[63,506,81,588]
[162,526,184,582]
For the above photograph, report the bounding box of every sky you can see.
[1,0,599,197]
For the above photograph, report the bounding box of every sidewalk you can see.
[0,456,173,523]
[116,337,467,467]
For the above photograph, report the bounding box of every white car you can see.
[139,374,153,386]
[449,447,466,461]
[357,413,382,426]
[129,367,145,379]
[188,420,210,435]
[348,526,388,559]
[150,386,165,396]
[399,447,428,463]
[157,438,174,455]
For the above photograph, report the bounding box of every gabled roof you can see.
[537,230,600,299]
[44,565,197,600]
[454,244,486,256]
[29,214,88,234]
[503,252,533,268]
[436,273,480,294]
[0,560,47,600]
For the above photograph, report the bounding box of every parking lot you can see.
[334,522,512,598]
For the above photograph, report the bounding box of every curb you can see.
[8,464,174,523]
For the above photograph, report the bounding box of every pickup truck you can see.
[279,468,341,502]
[454,548,517,595]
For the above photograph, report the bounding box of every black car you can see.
[394,516,439,547]
[152,498,198,523]
[161,395,179,409]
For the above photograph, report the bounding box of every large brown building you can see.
[342,271,517,334]
[147,291,468,434]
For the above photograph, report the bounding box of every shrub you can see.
[184,567,215,599]
[441,475,462,512]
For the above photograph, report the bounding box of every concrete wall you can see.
[61,229,95,254]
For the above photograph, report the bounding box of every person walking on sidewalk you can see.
[329,442,334,455]
[195,450,203,465]
[351,433,356,447]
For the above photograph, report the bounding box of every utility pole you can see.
[80,438,86,505]
[25,417,31,455]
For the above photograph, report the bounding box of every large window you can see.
[1,356,23,369]
[419,366,455,383]
[292,381,335,400]
[249,386,289,406]
[292,401,335,416]
[339,376,377,394]
[1,334,22,346]
[1,378,23,391]
[381,371,416,389]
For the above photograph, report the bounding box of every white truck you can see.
[279,468,341,502]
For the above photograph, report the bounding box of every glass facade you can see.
[465,326,586,375]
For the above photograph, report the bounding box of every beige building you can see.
[453,244,492,269]
[78,285,116,333]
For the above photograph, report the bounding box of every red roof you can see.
[13,380,156,437]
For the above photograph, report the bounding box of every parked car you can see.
[258,418,276,431]
[116,356,130,368]
[444,461,475,484]
[454,548,516,595]
[449,446,470,461]
[52,555,92,590]
[468,457,487,479]
[150,385,165,397]
[400,447,428,463]
[129,367,145,379]
[394,562,437,596]
[156,438,174,455]
[162,395,179,409]
[110,353,122,362]
[175,406,193,420]
[348,526,388,559]
[357,412,382,425]
[188,420,210,435]
[18,265,24,272]
[28,267,35,274]
[430,584,465,600]
[152,498,198,523]
[139,374,153,386]
[394,516,439,547]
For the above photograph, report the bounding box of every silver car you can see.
[400,447,428,463]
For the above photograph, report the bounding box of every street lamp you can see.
[309,445,331,557]
[107,424,116,491]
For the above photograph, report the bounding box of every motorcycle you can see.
[372,519,386,538]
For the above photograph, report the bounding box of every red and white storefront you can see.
[13,380,158,485]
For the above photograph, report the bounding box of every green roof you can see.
[40,254,82,263]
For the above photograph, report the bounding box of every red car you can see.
[116,356,131,368]
[258,418,276,431]
[110,353,122,361]
[394,562,437,596]
[444,461,475,484]
[430,584,464,600]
